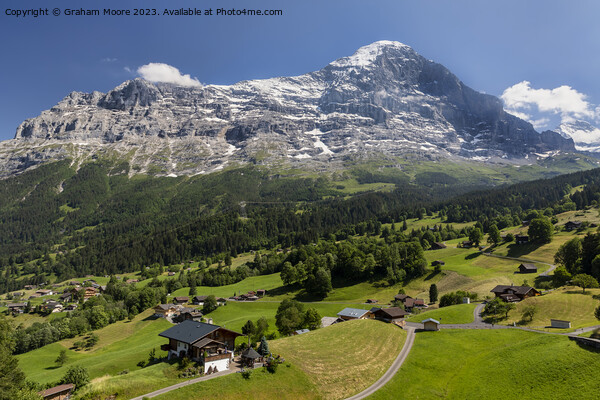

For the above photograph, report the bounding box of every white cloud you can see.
[137,63,202,87]
[501,81,597,123]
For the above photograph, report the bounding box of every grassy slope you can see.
[369,329,600,400]
[504,287,600,330]
[18,310,172,384]
[153,319,406,400]
[405,303,476,324]
[271,319,406,400]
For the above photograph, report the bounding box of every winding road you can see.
[344,327,416,400]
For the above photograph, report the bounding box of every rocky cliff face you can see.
[1,41,574,177]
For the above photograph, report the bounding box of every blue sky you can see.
[1,0,599,140]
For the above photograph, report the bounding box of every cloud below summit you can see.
[137,63,202,87]
[501,81,598,128]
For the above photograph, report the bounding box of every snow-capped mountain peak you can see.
[555,121,600,152]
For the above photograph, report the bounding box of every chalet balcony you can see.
[160,344,171,352]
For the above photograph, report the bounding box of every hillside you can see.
[369,329,600,399]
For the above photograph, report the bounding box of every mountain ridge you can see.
[2,41,575,178]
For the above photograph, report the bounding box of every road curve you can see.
[344,327,416,400]
[129,368,235,400]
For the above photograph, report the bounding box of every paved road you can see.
[129,368,235,400]
[344,327,416,400]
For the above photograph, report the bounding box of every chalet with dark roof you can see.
[518,263,538,274]
[38,383,74,400]
[515,234,529,245]
[461,240,474,248]
[430,242,447,250]
[7,303,27,314]
[490,285,541,302]
[173,296,189,305]
[159,320,243,373]
[372,307,409,323]
[192,295,208,305]
[565,221,583,231]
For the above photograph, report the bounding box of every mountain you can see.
[555,120,600,152]
[0,41,575,178]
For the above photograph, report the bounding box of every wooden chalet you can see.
[372,307,409,323]
[518,263,538,274]
[7,302,27,314]
[192,295,208,305]
[490,285,540,302]
[175,307,203,322]
[35,289,53,296]
[79,286,98,300]
[159,320,243,373]
[565,221,583,231]
[38,383,74,400]
[337,307,372,321]
[515,234,529,245]
[430,242,447,250]
[24,284,37,290]
[461,240,474,248]
[173,296,189,305]
[153,304,180,318]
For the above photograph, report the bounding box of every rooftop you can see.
[337,307,370,318]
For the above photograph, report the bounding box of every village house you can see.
[173,296,189,305]
[175,307,204,323]
[159,320,243,373]
[461,240,474,248]
[515,234,529,245]
[64,304,78,312]
[59,292,73,303]
[192,295,208,305]
[35,289,53,296]
[564,221,583,231]
[153,304,181,318]
[7,302,27,314]
[38,383,74,400]
[518,263,538,274]
[430,242,447,250]
[79,286,98,301]
[256,289,266,297]
[372,307,409,324]
[24,284,37,291]
[43,300,64,313]
[393,294,425,311]
[337,307,372,321]
[490,285,541,302]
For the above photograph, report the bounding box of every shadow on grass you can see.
[424,271,441,281]
[45,365,60,370]
[464,252,481,260]
[505,242,545,258]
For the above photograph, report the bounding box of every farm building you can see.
[551,319,571,329]
[372,307,409,323]
[159,320,243,373]
[38,383,74,400]
[490,285,540,302]
[515,235,529,244]
[518,263,538,273]
[564,221,582,231]
[422,318,440,331]
[173,296,189,305]
[337,308,372,320]
[430,242,447,250]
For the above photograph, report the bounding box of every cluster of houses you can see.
[5,281,104,315]
[153,303,204,322]
[228,290,266,301]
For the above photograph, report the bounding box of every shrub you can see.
[241,369,252,379]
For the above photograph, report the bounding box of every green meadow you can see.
[369,329,600,400]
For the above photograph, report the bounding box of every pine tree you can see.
[429,284,438,303]
[258,336,270,357]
